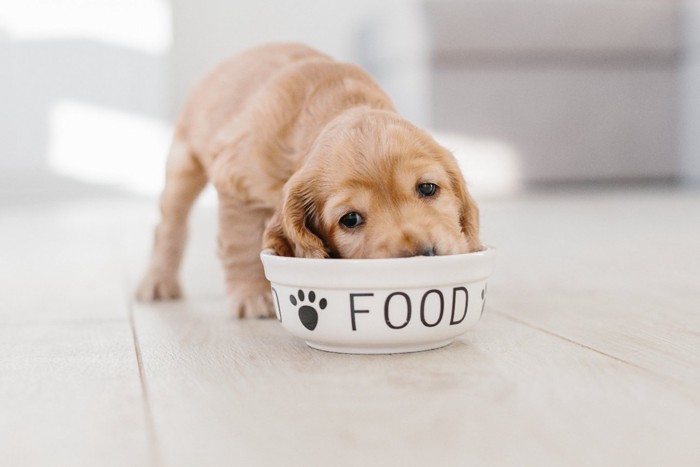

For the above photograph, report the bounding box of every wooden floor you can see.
[1,174,699,467]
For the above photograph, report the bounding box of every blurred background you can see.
[1,0,699,199]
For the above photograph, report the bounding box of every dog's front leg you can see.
[217,194,275,318]
[136,142,207,301]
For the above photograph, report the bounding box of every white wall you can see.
[166,0,418,118]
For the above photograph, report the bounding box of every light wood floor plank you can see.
[0,186,156,466]
[482,188,700,389]
[132,299,700,467]
[0,199,140,324]
[0,323,155,467]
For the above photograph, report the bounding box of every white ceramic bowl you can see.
[260,247,496,354]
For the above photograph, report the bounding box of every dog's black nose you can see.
[420,247,436,257]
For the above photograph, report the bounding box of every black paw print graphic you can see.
[289,289,327,331]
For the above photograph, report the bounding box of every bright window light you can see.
[48,99,171,195]
[433,132,522,198]
[0,0,171,54]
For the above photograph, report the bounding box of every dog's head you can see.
[263,110,481,259]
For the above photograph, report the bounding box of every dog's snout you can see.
[420,246,436,257]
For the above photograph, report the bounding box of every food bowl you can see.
[259,247,496,354]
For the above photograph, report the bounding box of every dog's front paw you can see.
[135,271,182,301]
[227,293,275,319]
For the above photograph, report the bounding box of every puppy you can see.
[136,43,481,318]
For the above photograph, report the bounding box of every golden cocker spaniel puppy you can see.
[136,43,481,318]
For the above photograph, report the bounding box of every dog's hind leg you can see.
[136,140,207,301]
[217,195,274,318]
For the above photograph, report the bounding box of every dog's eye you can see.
[417,183,438,197]
[339,212,363,229]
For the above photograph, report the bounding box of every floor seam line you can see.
[127,280,162,467]
[489,307,700,399]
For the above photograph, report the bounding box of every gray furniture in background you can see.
[365,0,682,184]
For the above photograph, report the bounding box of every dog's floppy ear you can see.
[263,173,330,258]
[446,161,482,252]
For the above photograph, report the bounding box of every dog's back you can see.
[177,43,395,201]
[175,43,327,160]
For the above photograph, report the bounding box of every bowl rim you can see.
[260,246,496,289]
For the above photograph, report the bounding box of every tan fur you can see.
[136,43,481,318]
